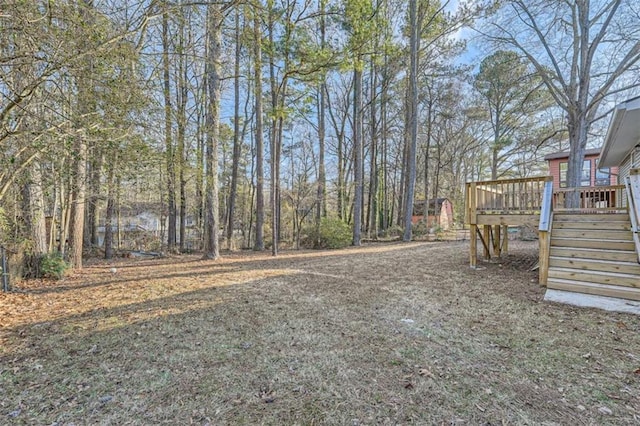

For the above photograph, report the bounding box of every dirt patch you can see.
[1,241,639,424]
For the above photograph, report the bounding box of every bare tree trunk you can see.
[315,84,327,243]
[367,58,378,239]
[325,83,348,222]
[104,155,116,259]
[162,6,177,253]
[566,112,589,207]
[69,138,87,268]
[337,128,345,221]
[203,3,222,260]
[402,0,419,242]
[195,79,206,246]
[315,0,327,246]
[85,147,102,248]
[397,73,412,229]
[69,0,95,269]
[227,8,243,250]
[423,92,432,227]
[352,66,363,246]
[253,8,265,251]
[381,58,389,233]
[267,3,285,256]
[176,11,188,252]
[22,161,47,259]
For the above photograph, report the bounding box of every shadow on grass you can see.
[14,241,444,296]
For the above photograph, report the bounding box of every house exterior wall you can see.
[547,153,619,190]
[620,153,632,181]
[612,147,640,182]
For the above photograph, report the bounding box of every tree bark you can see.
[176,10,188,252]
[22,161,47,258]
[104,156,116,259]
[203,3,222,260]
[162,5,177,252]
[352,66,363,246]
[227,8,243,250]
[403,0,419,242]
[367,58,378,239]
[69,137,87,269]
[253,8,265,251]
[315,0,327,246]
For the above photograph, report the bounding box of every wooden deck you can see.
[466,172,640,307]
[465,176,551,268]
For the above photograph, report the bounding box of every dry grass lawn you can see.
[1,241,639,425]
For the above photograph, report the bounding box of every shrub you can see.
[302,218,352,249]
[385,225,404,239]
[432,225,445,241]
[412,221,429,237]
[39,253,69,280]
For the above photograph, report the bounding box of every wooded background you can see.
[1,0,639,273]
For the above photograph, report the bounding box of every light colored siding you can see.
[620,153,632,180]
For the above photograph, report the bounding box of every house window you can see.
[595,160,610,186]
[559,162,567,187]
[580,160,591,186]
[560,160,591,187]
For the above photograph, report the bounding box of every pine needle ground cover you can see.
[1,242,639,424]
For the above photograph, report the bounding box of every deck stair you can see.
[547,213,640,301]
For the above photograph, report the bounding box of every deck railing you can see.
[466,178,630,218]
[553,185,627,212]
[466,175,637,273]
[466,176,551,220]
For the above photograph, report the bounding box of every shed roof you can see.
[413,198,450,215]
[599,95,640,168]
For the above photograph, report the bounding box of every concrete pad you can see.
[544,289,640,315]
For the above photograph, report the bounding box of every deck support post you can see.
[483,225,491,259]
[501,225,508,255]
[470,224,477,268]
[493,225,501,257]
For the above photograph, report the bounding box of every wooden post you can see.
[470,224,477,268]
[501,224,508,255]
[468,182,478,268]
[539,230,549,286]
[493,225,501,257]
[483,225,490,260]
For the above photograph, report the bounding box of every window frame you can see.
[595,159,610,186]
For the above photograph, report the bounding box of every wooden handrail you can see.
[625,170,640,263]
[538,180,554,286]
[539,180,554,232]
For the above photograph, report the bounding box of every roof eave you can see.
[599,105,626,168]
